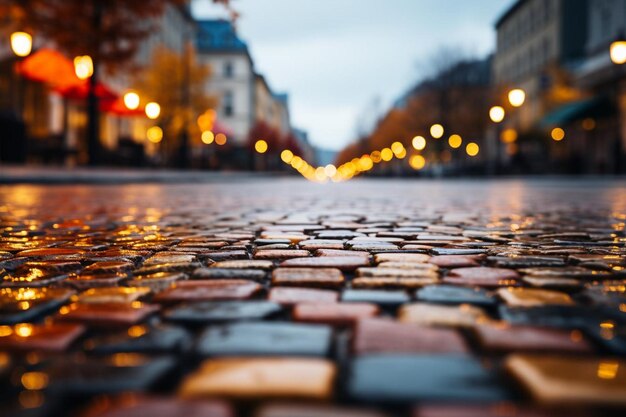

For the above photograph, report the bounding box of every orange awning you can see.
[16,48,80,89]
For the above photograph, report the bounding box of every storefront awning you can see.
[539,96,614,128]
[17,48,80,88]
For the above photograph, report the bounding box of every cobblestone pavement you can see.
[0,178,625,417]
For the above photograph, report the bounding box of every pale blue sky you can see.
[192,0,516,150]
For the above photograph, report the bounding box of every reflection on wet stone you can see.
[0,181,624,416]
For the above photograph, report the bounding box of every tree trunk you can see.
[87,61,100,165]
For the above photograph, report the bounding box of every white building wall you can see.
[198,53,254,144]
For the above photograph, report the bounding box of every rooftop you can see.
[196,19,249,53]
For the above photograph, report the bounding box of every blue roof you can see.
[196,20,249,53]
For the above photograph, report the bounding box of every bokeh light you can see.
[448,134,462,149]
[123,92,140,110]
[430,124,444,139]
[412,136,426,151]
[146,126,163,143]
[501,128,518,143]
[489,106,505,123]
[145,102,161,120]
[281,149,294,163]
[409,154,426,170]
[201,131,214,144]
[215,133,227,145]
[255,140,268,154]
[466,142,480,157]
[551,127,565,141]
[508,89,526,107]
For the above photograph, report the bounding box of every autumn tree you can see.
[133,45,216,165]
[2,0,228,165]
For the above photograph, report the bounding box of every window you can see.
[223,91,234,116]
[224,61,234,78]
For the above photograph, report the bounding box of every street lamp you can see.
[123,91,140,110]
[508,89,526,107]
[610,34,626,65]
[10,32,33,57]
[489,106,505,123]
[74,55,94,80]
[145,102,161,120]
[430,124,444,139]
[254,139,268,154]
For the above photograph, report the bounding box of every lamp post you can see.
[610,33,626,174]
[10,31,33,120]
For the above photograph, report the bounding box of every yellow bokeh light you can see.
[409,154,426,170]
[15,323,33,338]
[381,148,393,161]
[391,141,404,154]
[395,148,407,159]
[215,133,227,145]
[123,92,140,110]
[501,128,518,143]
[508,88,526,107]
[448,134,462,149]
[412,136,426,151]
[489,106,505,123]
[73,55,93,80]
[201,131,214,144]
[551,127,565,141]
[370,150,382,163]
[255,139,268,154]
[10,32,32,57]
[466,142,480,157]
[145,102,161,120]
[146,126,163,143]
[21,372,48,390]
[430,124,444,139]
[324,164,337,177]
[359,156,374,170]
[314,167,327,181]
[281,149,294,163]
[291,156,303,169]
[610,40,626,65]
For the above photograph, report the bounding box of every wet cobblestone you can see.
[0,179,625,416]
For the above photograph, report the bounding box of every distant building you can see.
[196,19,255,145]
[574,0,626,173]
[493,0,589,127]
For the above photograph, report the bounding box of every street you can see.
[0,177,625,416]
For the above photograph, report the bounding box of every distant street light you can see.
[281,149,294,163]
[201,131,214,144]
[508,89,526,107]
[74,55,94,80]
[610,34,626,65]
[448,134,462,149]
[123,91,140,110]
[146,126,163,143]
[489,106,505,123]
[412,136,426,151]
[430,124,444,139]
[466,142,480,157]
[145,102,161,120]
[551,127,565,141]
[10,32,33,57]
[254,139,268,154]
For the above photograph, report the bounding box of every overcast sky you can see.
[192,0,516,150]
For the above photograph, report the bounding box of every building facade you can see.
[493,0,589,128]
[196,20,255,145]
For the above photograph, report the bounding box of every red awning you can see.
[16,48,80,88]
[100,97,145,116]
[55,82,118,101]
